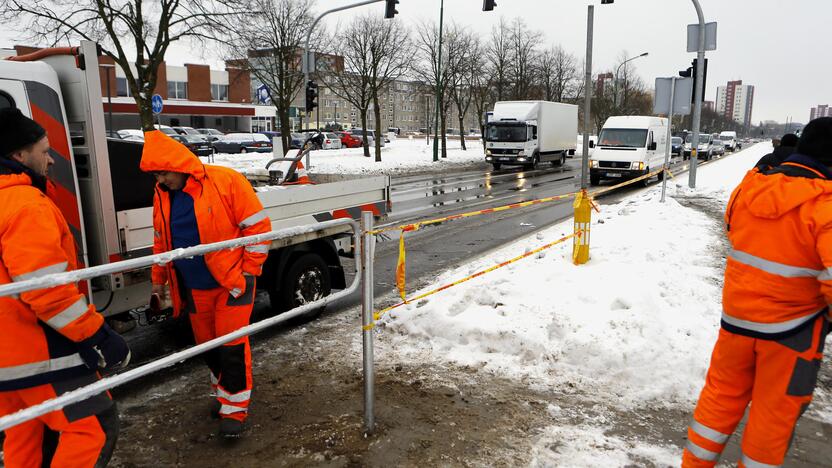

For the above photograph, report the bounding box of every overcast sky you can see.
[3,0,830,123]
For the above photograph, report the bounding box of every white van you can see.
[719,131,738,152]
[589,116,669,186]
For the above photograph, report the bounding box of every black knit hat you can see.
[0,107,47,158]
[797,117,832,166]
[779,133,799,148]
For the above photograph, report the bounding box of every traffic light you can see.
[679,58,708,104]
[483,0,497,11]
[305,80,318,113]
[600,0,614,3]
[384,0,399,19]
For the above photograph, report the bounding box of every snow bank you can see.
[530,424,678,467]
[202,138,485,178]
[377,143,774,408]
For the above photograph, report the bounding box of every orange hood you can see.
[740,168,832,219]
[139,130,205,178]
[0,171,31,191]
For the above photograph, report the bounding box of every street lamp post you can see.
[688,0,706,188]
[613,52,648,111]
[432,0,445,162]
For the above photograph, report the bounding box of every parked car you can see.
[336,131,362,148]
[196,128,225,142]
[349,128,384,147]
[212,133,273,153]
[683,134,716,160]
[671,136,683,157]
[154,124,179,137]
[711,139,726,156]
[176,134,214,157]
[322,132,342,150]
[172,126,208,141]
[290,133,306,149]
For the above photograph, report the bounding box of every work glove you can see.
[79,324,131,371]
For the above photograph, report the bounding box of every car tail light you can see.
[326,140,331,144]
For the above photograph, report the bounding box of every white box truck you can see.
[719,131,738,152]
[589,116,669,186]
[0,41,391,328]
[484,101,577,169]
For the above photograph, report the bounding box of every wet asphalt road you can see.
[122,152,712,371]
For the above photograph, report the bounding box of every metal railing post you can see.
[360,211,375,433]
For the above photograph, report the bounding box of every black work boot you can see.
[219,418,244,439]
[210,400,221,419]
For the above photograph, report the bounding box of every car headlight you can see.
[486,150,492,156]
[590,160,599,168]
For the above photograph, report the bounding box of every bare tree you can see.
[468,37,492,149]
[414,20,455,159]
[322,16,374,157]
[445,27,475,151]
[366,15,411,162]
[508,18,542,100]
[0,0,242,130]
[486,17,512,101]
[537,45,579,102]
[224,0,316,154]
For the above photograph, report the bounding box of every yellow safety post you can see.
[572,189,591,265]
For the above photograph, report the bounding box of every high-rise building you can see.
[810,105,830,120]
[715,80,755,127]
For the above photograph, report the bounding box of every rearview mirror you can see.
[588,140,595,148]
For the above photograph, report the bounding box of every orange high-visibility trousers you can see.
[683,316,828,467]
[186,276,255,422]
[0,374,118,468]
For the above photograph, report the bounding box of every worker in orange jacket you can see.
[683,117,832,467]
[0,108,130,467]
[140,130,271,438]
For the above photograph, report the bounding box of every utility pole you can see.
[432,0,445,162]
[580,5,594,190]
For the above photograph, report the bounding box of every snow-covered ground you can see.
[202,137,486,178]
[372,143,831,464]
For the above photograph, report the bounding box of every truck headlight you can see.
[516,151,525,157]
[486,150,492,156]
[590,160,599,168]
[631,161,644,170]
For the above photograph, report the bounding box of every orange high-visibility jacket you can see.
[0,170,103,390]
[723,158,832,338]
[140,131,271,316]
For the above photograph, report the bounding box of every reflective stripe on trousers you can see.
[722,308,824,335]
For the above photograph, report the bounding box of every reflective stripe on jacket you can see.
[723,157,832,338]
[140,131,272,317]
[0,170,102,390]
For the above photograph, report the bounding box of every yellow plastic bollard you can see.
[572,189,591,265]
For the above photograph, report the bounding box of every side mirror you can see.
[588,140,595,148]
[648,142,657,151]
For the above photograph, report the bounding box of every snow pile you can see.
[203,138,485,178]
[530,424,678,467]
[377,143,775,408]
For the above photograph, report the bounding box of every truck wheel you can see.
[269,253,331,318]
[491,163,502,170]
[240,147,248,154]
[590,175,600,186]
[640,169,650,187]
[551,153,566,167]
[526,153,539,170]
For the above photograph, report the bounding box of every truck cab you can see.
[589,116,669,186]
[485,121,538,168]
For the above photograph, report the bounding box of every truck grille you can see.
[490,148,518,155]
[598,161,630,169]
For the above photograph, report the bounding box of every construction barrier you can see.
[0,218,366,432]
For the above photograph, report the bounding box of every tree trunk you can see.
[360,110,371,157]
[458,113,467,151]
[138,97,155,131]
[372,90,382,162]
[277,105,291,155]
[440,108,448,159]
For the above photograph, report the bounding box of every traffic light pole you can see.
[688,0,706,188]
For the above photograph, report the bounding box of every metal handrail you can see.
[0,218,362,431]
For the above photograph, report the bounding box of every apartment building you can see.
[716,80,755,127]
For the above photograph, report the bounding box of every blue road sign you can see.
[151,94,164,115]
[256,84,271,104]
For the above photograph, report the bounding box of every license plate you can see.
[607,172,622,178]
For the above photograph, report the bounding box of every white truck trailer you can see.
[0,41,391,327]
[484,101,577,170]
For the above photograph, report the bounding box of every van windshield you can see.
[486,124,527,142]
[598,129,648,148]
